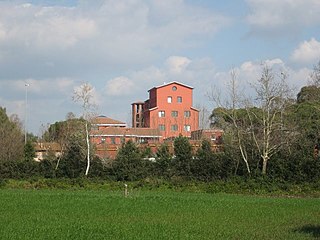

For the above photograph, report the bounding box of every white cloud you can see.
[0,0,229,79]
[105,76,135,96]
[291,38,320,64]
[0,4,97,49]
[232,59,309,94]
[165,56,191,74]
[246,0,320,34]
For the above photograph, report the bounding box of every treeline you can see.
[0,134,320,183]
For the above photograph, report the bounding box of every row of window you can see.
[159,124,191,132]
[167,96,182,103]
[158,110,191,118]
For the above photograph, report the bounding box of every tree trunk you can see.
[262,156,268,175]
[85,122,90,176]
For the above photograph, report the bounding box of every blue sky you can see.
[0,0,320,134]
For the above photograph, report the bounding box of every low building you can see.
[191,128,224,144]
[34,142,62,161]
[90,115,162,159]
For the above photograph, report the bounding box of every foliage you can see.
[55,139,87,178]
[297,85,320,104]
[112,140,148,181]
[172,135,193,177]
[24,140,36,161]
[0,107,24,162]
[155,143,172,178]
[42,118,85,143]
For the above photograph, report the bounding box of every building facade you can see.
[132,82,199,139]
[90,115,162,145]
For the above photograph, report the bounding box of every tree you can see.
[249,65,293,175]
[193,139,214,180]
[42,118,85,170]
[57,137,86,178]
[24,140,35,161]
[209,69,251,174]
[310,60,320,86]
[210,65,294,176]
[173,135,193,177]
[155,143,172,178]
[73,83,97,176]
[112,140,146,181]
[0,107,24,162]
[297,85,320,104]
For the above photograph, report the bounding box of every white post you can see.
[124,184,128,197]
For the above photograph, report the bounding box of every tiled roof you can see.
[34,142,62,151]
[92,116,126,125]
[148,81,194,91]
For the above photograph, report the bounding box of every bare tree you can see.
[210,65,293,175]
[196,105,210,129]
[310,60,320,86]
[73,83,97,176]
[209,69,251,174]
[249,65,292,175]
[0,107,24,162]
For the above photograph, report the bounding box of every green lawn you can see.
[0,189,319,239]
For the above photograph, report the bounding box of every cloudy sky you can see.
[1,0,320,134]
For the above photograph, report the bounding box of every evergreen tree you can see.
[112,140,146,181]
[57,139,86,178]
[173,135,193,177]
[24,140,35,161]
[155,143,172,178]
[193,139,215,181]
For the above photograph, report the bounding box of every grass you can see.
[0,189,319,239]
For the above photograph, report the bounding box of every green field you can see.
[0,189,319,239]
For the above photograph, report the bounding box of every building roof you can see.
[131,101,145,105]
[92,115,126,126]
[90,127,162,138]
[34,142,62,151]
[148,81,194,92]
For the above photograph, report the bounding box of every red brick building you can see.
[90,115,162,158]
[90,115,162,145]
[132,82,199,139]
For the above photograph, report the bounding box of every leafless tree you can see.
[0,108,24,162]
[196,105,210,129]
[309,60,320,87]
[249,65,292,175]
[210,65,293,175]
[73,83,97,176]
[209,69,251,174]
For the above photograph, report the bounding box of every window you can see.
[171,111,178,117]
[184,125,191,132]
[177,96,182,103]
[171,124,178,131]
[167,96,172,103]
[184,111,191,118]
[111,137,115,144]
[159,124,165,131]
[101,138,106,143]
[158,111,165,117]
[172,86,177,91]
